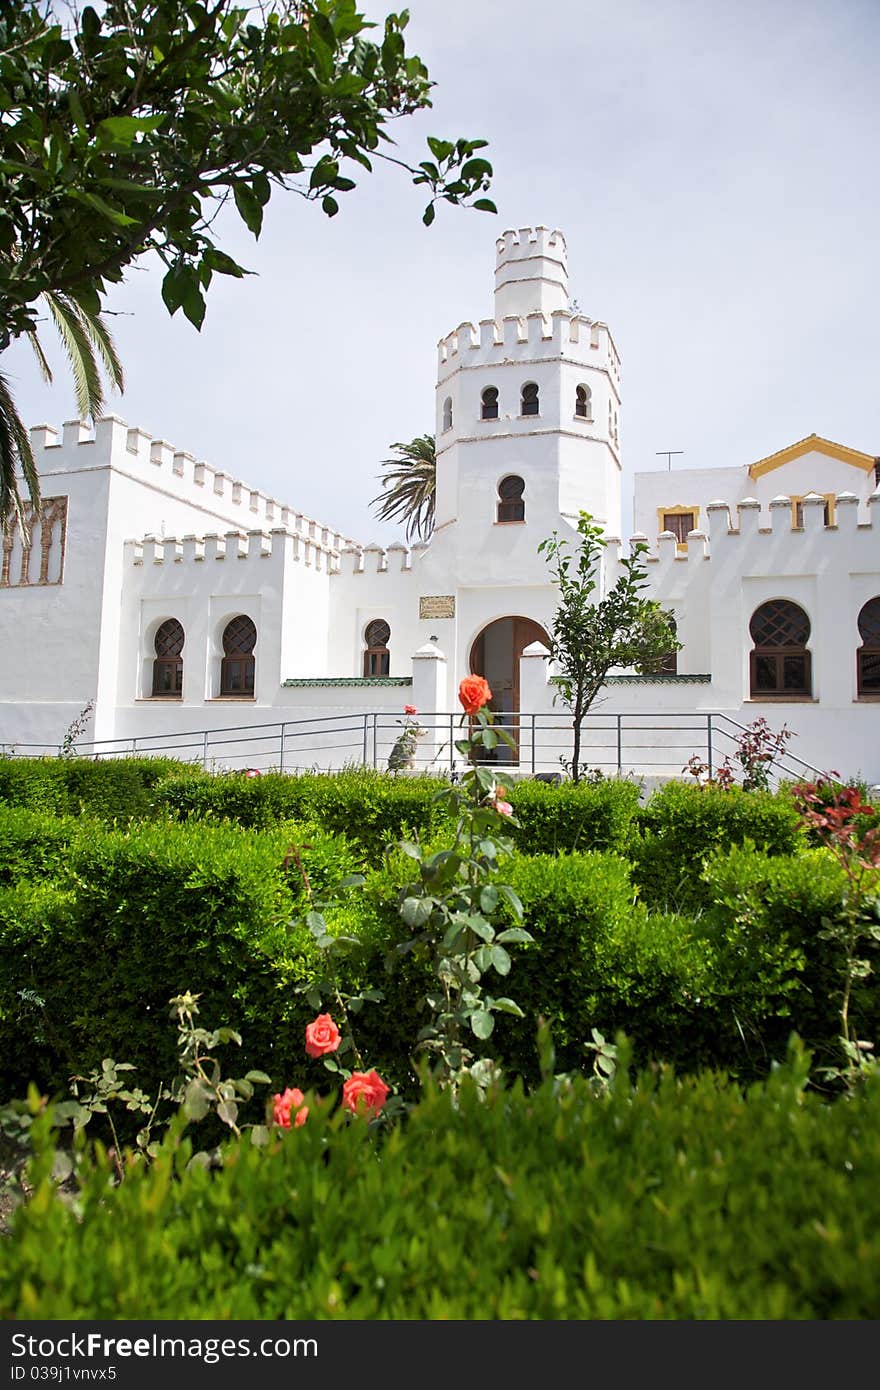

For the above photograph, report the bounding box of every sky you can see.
[6,0,880,545]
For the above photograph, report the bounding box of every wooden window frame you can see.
[857,597,880,699]
[480,386,499,421]
[657,506,699,552]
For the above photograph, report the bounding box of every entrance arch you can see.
[469,616,551,763]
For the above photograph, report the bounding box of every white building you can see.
[2,227,878,781]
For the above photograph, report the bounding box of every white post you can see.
[410,641,447,770]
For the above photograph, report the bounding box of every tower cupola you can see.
[494,226,568,318]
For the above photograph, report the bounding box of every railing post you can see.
[279,723,286,774]
[707,713,713,778]
[132,737,137,757]
[362,713,369,768]
[372,712,378,769]
[450,713,455,775]
[531,713,536,776]
[202,730,209,771]
[616,714,622,775]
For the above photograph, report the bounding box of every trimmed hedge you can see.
[0,805,872,1102]
[0,756,189,822]
[153,766,643,856]
[630,780,801,911]
[4,1050,880,1318]
[0,815,368,1104]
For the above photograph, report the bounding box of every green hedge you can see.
[0,816,369,1105]
[0,756,188,822]
[4,1049,879,1318]
[0,804,872,1103]
[630,781,802,911]
[701,843,880,1070]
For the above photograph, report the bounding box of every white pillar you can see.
[411,642,448,768]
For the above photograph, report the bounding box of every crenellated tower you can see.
[433,226,622,574]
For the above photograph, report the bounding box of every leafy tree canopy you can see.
[0,1,495,349]
[539,511,680,783]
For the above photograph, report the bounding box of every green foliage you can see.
[701,843,877,1070]
[507,776,641,854]
[0,807,79,884]
[154,767,452,851]
[0,756,188,821]
[538,511,679,783]
[631,779,801,911]
[0,818,320,1104]
[4,1045,880,1319]
[370,434,436,542]
[0,1,495,521]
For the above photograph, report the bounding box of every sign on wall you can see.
[419,595,455,620]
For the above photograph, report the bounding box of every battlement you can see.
[437,312,620,379]
[336,541,415,577]
[495,226,567,266]
[127,524,339,574]
[617,488,879,573]
[29,415,360,552]
[494,225,569,320]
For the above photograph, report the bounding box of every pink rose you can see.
[341,1069,390,1119]
[404,704,418,715]
[305,1013,341,1058]
[272,1086,309,1129]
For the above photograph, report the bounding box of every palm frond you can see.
[370,434,436,543]
[68,292,125,393]
[26,329,54,386]
[43,291,106,419]
[0,371,40,537]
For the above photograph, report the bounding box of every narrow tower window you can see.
[857,596,880,697]
[521,382,539,417]
[749,600,811,698]
[575,384,592,420]
[481,386,499,420]
[497,475,526,523]
[152,618,184,696]
[363,619,391,677]
[442,397,453,433]
[220,615,257,696]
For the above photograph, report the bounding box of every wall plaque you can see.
[419,594,455,620]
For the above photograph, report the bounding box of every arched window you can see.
[749,600,811,698]
[152,618,184,696]
[497,475,525,523]
[521,382,539,417]
[442,397,453,432]
[575,384,592,420]
[481,386,499,420]
[220,615,257,696]
[857,597,880,697]
[363,619,391,677]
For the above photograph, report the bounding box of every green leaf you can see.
[322,194,339,217]
[250,1125,270,1148]
[182,1080,211,1122]
[244,1070,271,1085]
[216,1098,238,1128]
[422,203,435,226]
[97,114,166,146]
[233,181,263,237]
[401,896,433,929]
[490,945,511,976]
[471,1010,494,1040]
[480,886,499,913]
[490,997,525,1017]
[495,927,534,945]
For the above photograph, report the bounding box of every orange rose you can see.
[305,1012,341,1058]
[458,675,492,714]
[341,1069,390,1119]
[272,1086,309,1129]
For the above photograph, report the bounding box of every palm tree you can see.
[1,290,124,534]
[370,434,436,543]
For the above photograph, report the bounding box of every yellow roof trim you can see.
[749,434,875,479]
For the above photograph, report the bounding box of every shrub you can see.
[0,756,188,822]
[3,1047,879,1318]
[0,807,80,885]
[631,780,801,911]
[702,843,880,1071]
[506,777,641,854]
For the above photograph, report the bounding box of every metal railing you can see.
[1,708,828,784]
